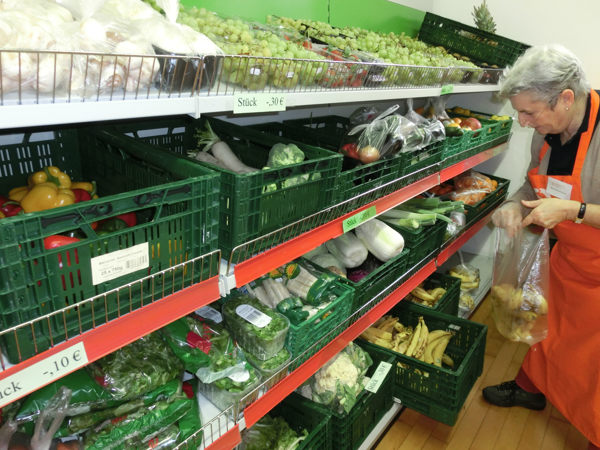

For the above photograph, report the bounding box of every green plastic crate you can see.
[296,341,395,450]
[361,301,487,426]
[286,281,354,366]
[107,117,342,257]
[308,247,410,316]
[0,127,220,363]
[256,118,405,211]
[391,220,447,268]
[271,392,332,450]
[419,12,530,68]
[463,173,510,224]
[405,272,461,316]
[400,139,443,185]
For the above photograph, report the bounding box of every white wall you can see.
[429,0,600,87]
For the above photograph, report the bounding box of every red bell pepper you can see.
[341,142,360,160]
[72,188,92,203]
[0,195,23,217]
[44,235,80,249]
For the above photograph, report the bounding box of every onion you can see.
[358,145,380,164]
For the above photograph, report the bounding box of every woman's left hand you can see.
[521,198,579,228]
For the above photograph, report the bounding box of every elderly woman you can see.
[482,44,600,448]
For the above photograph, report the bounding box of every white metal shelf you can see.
[0,84,499,129]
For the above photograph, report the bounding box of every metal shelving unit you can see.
[0,48,509,450]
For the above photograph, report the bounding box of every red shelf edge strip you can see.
[243,260,436,428]
[0,277,220,403]
[234,174,438,287]
[205,424,241,450]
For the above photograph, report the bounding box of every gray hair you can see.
[498,44,590,105]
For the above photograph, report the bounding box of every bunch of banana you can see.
[490,114,512,121]
[459,291,475,310]
[449,264,480,290]
[361,315,455,369]
[408,284,447,308]
[488,283,548,342]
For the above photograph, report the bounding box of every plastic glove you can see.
[492,201,523,237]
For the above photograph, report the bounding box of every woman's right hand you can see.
[492,201,523,237]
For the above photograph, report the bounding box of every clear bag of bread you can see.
[488,227,550,345]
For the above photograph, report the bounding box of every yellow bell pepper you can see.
[8,185,29,202]
[28,166,71,189]
[20,182,75,213]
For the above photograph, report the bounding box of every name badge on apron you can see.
[546,177,573,200]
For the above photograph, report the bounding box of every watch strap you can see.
[575,202,587,224]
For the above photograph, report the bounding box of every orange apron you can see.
[523,89,600,444]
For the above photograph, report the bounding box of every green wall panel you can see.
[329,0,425,36]
[179,0,425,36]
[179,0,329,23]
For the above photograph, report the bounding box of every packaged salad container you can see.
[223,294,290,361]
[197,362,262,418]
[245,346,292,393]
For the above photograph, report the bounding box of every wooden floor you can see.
[375,295,590,450]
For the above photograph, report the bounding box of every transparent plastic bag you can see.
[343,104,400,163]
[403,98,445,150]
[489,228,550,345]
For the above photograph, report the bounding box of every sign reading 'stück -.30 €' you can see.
[233,93,286,114]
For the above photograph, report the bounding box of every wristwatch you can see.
[575,202,587,224]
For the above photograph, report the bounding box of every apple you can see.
[462,117,482,130]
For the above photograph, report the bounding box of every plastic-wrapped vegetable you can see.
[298,342,372,414]
[83,393,193,450]
[140,381,203,449]
[198,363,261,413]
[16,369,119,426]
[86,332,183,401]
[342,105,400,164]
[241,415,308,450]
[162,314,246,384]
[223,294,290,361]
[282,262,337,306]
[244,347,291,379]
[64,379,181,435]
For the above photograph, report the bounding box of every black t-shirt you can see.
[545,90,600,175]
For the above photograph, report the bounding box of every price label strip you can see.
[233,93,286,114]
[364,361,392,394]
[342,206,376,233]
[0,342,88,408]
[441,84,454,95]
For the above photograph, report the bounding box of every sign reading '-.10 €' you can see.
[0,342,88,408]
[233,93,286,114]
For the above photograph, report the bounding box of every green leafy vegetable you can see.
[242,415,308,450]
[267,143,305,167]
[223,294,290,361]
[86,332,183,401]
[245,347,291,375]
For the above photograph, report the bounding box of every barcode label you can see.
[236,304,271,328]
[448,324,461,331]
[286,71,294,78]
[228,368,250,383]
[195,306,223,323]
[370,75,386,82]
[250,67,261,75]
[90,243,149,285]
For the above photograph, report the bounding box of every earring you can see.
[566,107,569,111]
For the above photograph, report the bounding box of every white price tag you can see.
[195,306,223,324]
[90,243,149,285]
[546,177,573,200]
[364,361,392,394]
[236,304,272,328]
[228,369,250,383]
[0,342,88,408]
[286,71,294,78]
[250,67,261,75]
[233,93,286,114]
